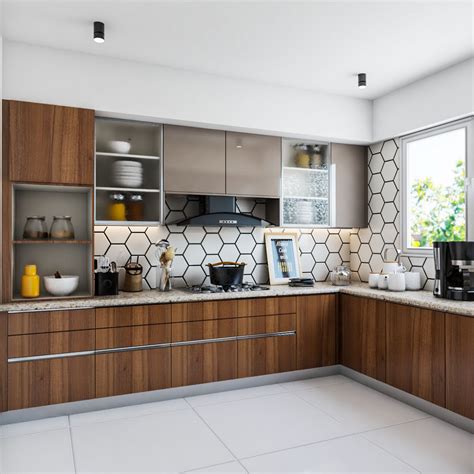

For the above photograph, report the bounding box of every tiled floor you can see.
[0,375,472,473]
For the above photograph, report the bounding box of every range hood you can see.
[174,196,271,227]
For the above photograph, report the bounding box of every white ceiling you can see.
[1,1,473,99]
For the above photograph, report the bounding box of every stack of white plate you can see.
[113,160,143,188]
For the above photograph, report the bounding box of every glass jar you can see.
[108,193,126,221]
[294,144,310,168]
[127,194,144,221]
[23,216,48,239]
[50,216,75,240]
[310,145,326,169]
[330,265,351,286]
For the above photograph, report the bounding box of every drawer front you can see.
[238,313,296,336]
[96,324,171,350]
[172,319,237,343]
[8,308,95,335]
[172,300,238,322]
[237,297,296,318]
[96,305,171,328]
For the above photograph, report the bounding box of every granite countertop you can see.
[1,282,474,317]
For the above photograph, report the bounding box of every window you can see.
[401,119,472,255]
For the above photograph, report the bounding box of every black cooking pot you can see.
[207,261,246,288]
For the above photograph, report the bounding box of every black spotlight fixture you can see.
[358,73,367,89]
[93,21,105,43]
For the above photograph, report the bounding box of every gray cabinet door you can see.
[331,143,368,228]
[226,132,281,198]
[164,125,226,194]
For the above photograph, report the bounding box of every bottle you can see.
[108,193,126,221]
[21,264,40,298]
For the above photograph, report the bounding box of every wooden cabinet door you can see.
[446,313,474,419]
[96,304,171,328]
[164,125,225,194]
[297,295,336,369]
[171,319,237,387]
[96,324,171,398]
[237,314,296,378]
[0,312,7,412]
[226,132,281,197]
[340,295,386,381]
[5,100,94,185]
[386,303,445,406]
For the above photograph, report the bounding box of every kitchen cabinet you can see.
[446,313,474,419]
[226,132,281,198]
[4,100,94,185]
[96,304,171,328]
[386,303,445,406]
[0,313,7,412]
[172,300,238,323]
[297,294,337,369]
[96,324,171,398]
[171,319,237,387]
[340,295,386,381]
[164,125,226,195]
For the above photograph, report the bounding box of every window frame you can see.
[401,118,473,257]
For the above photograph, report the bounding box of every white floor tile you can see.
[242,434,417,473]
[0,415,69,438]
[1,428,75,473]
[297,381,427,432]
[195,392,347,459]
[70,397,188,427]
[279,375,351,392]
[187,461,247,473]
[186,383,286,408]
[72,407,234,473]
[364,417,474,473]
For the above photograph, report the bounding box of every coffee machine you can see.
[433,241,474,300]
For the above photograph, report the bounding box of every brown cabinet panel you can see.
[297,294,337,370]
[226,132,281,197]
[386,303,445,406]
[8,355,95,410]
[8,309,95,335]
[96,305,171,328]
[172,300,239,322]
[340,295,386,380]
[0,313,7,412]
[237,297,296,318]
[96,324,171,349]
[5,100,94,185]
[446,314,474,419]
[237,314,296,378]
[164,125,226,194]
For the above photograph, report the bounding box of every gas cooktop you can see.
[185,282,270,293]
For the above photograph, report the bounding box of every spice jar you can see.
[108,193,126,221]
[127,194,144,221]
[23,216,48,239]
[50,216,75,240]
[310,146,325,169]
[294,145,310,168]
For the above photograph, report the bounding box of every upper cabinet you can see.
[226,132,281,198]
[164,125,226,195]
[4,100,94,186]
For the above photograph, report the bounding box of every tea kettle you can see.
[123,257,143,292]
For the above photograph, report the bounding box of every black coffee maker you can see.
[433,241,474,300]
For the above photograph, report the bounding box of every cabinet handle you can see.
[8,306,95,314]
[95,342,171,355]
[8,349,95,363]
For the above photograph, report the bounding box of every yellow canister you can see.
[21,264,40,298]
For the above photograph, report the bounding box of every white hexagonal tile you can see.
[369,174,384,194]
[219,227,240,244]
[172,255,188,277]
[312,262,329,281]
[358,263,371,281]
[369,253,384,273]
[298,233,315,253]
[313,243,329,262]
[381,160,397,181]
[381,222,398,244]
[369,233,385,254]
[145,245,159,267]
[253,243,267,264]
[382,202,398,223]
[167,233,188,254]
[184,244,206,265]
[326,253,342,272]
[171,276,187,288]
[94,233,110,256]
[351,253,361,271]
[369,142,383,154]
[409,256,426,266]
[340,243,350,262]
[381,181,398,202]
[381,139,398,161]
[236,234,256,254]
[339,229,351,243]
[253,264,269,285]
[300,253,315,273]
[326,234,342,253]
[400,256,412,271]
[238,254,256,275]
[144,267,156,289]
[125,233,150,255]
[201,234,223,254]
[238,226,253,234]
[95,225,107,232]
[312,229,329,243]
[183,266,206,286]
[424,279,434,291]
[145,226,169,244]
[369,213,384,234]
[251,227,265,243]
[105,244,131,267]
[129,226,148,233]
[358,243,372,263]
[204,226,221,233]
[424,257,436,279]
[410,266,427,288]
[184,226,206,244]
[358,227,372,244]
[350,234,361,252]
[369,153,383,174]
[105,226,131,244]
[219,244,239,262]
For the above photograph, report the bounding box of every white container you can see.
[109,140,131,154]
[43,275,79,296]
[388,272,406,292]
[378,274,389,290]
[405,271,422,290]
[368,273,379,288]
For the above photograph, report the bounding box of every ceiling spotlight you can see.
[358,73,367,89]
[93,21,105,43]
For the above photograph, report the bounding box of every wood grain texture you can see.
[446,313,474,419]
[2,102,12,303]
[340,295,386,380]
[386,303,445,406]
[237,296,296,318]
[171,319,237,387]
[96,304,171,328]
[8,309,95,335]
[0,312,7,412]
[237,314,296,378]
[171,300,239,322]
[297,294,337,369]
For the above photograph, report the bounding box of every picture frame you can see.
[264,232,302,285]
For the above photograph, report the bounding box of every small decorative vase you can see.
[158,265,172,292]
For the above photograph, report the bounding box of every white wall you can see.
[373,58,474,141]
[2,41,372,144]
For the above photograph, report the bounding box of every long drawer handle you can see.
[96,342,171,355]
[8,306,95,314]
[8,349,96,363]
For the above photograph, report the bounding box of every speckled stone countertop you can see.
[1,283,474,317]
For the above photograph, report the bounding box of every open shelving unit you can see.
[95,117,163,225]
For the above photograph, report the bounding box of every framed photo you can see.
[265,232,302,285]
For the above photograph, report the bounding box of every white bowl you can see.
[109,141,131,154]
[44,275,79,296]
